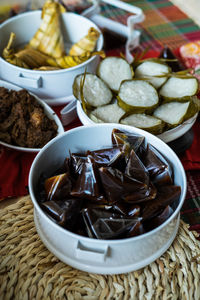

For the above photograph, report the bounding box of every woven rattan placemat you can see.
[0,195,200,300]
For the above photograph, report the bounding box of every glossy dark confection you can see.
[37,129,181,240]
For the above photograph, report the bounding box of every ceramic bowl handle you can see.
[18,73,43,88]
[76,241,109,262]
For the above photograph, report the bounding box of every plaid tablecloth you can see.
[0,0,200,236]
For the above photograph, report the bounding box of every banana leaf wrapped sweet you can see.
[117,79,159,114]
[159,75,199,102]
[2,0,102,70]
[73,73,113,109]
[134,59,171,89]
[37,128,181,240]
[153,96,199,129]
[89,102,125,124]
[29,0,66,58]
[120,113,165,135]
[97,56,133,92]
[69,27,100,56]
[159,46,185,72]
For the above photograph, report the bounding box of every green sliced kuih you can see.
[118,79,159,114]
[120,113,165,134]
[97,56,133,92]
[153,96,199,129]
[134,59,171,89]
[159,75,199,102]
[73,73,113,108]
[89,102,125,123]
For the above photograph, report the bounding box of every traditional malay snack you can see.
[0,87,58,148]
[74,52,200,135]
[97,56,133,92]
[2,0,103,70]
[73,73,113,108]
[37,128,181,240]
[134,59,171,88]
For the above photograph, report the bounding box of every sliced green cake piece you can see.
[97,57,133,92]
[118,79,159,114]
[73,73,112,108]
[134,59,171,89]
[120,113,165,134]
[89,102,125,123]
[153,100,198,129]
[159,76,199,102]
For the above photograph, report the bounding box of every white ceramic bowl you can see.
[77,101,198,143]
[0,79,64,152]
[0,11,103,105]
[29,124,186,274]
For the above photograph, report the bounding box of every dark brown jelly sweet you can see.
[37,128,181,240]
[68,152,87,178]
[41,198,82,230]
[45,173,72,201]
[82,208,142,239]
[87,146,124,167]
[71,157,106,202]
[144,205,174,232]
[142,144,173,186]
[141,185,181,221]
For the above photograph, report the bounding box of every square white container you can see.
[28,124,187,274]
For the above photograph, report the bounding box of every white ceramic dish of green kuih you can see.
[76,101,198,143]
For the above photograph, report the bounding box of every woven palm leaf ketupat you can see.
[2,32,30,68]
[47,50,105,68]
[69,27,101,56]
[29,0,66,58]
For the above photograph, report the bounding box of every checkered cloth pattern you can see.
[100,0,200,51]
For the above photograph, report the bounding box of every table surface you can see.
[0,0,200,236]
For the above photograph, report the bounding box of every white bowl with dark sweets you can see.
[29,124,186,274]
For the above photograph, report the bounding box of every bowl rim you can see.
[0,79,64,152]
[0,10,104,74]
[28,123,187,243]
[76,100,198,143]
